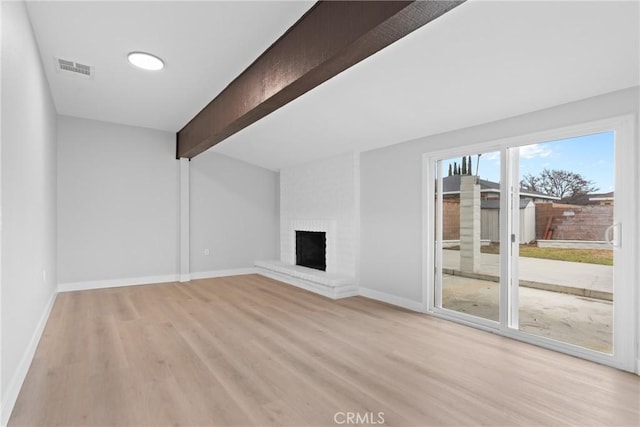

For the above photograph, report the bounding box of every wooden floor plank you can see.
[9,274,640,426]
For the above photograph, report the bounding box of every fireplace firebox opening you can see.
[296,231,326,271]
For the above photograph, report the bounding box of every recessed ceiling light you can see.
[127,52,164,71]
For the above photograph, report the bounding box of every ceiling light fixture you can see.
[127,52,164,71]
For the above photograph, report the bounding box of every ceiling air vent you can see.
[54,57,94,79]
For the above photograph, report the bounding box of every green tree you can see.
[467,156,472,175]
[461,156,467,175]
[448,164,453,176]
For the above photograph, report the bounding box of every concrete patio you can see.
[442,274,613,353]
[440,250,614,352]
[442,249,613,300]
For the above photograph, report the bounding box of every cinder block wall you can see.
[535,203,613,241]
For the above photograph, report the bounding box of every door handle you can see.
[605,223,621,248]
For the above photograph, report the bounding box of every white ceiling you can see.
[27,1,639,171]
[26,1,314,132]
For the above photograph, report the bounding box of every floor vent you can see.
[55,57,94,79]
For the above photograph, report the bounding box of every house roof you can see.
[561,191,615,204]
[589,192,614,200]
[441,175,559,201]
[481,199,534,210]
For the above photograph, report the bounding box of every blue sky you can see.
[442,131,614,193]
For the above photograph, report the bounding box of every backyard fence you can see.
[534,203,613,241]
[442,200,536,243]
[441,201,613,244]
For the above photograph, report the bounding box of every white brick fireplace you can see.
[256,152,359,298]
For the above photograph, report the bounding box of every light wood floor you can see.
[10,274,640,426]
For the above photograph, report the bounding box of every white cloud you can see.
[483,152,500,161]
[520,144,552,159]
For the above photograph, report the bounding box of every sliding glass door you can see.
[434,151,502,325]
[427,117,635,370]
[515,133,615,353]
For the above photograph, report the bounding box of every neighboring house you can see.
[563,191,615,205]
[441,175,559,203]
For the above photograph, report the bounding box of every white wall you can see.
[58,121,279,283]
[360,86,639,365]
[361,87,639,303]
[280,152,359,277]
[57,116,179,286]
[1,1,58,422]
[189,151,279,274]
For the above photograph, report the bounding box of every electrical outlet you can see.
[204,248,210,256]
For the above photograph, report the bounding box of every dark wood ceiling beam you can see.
[177,0,465,159]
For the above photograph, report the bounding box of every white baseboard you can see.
[58,274,179,293]
[57,269,260,293]
[190,268,258,280]
[358,287,424,312]
[1,291,57,427]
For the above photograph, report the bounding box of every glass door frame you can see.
[423,115,637,372]
[429,145,504,331]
